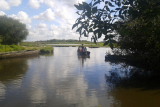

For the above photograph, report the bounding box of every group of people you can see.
[78,44,87,52]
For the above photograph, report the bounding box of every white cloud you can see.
[0,11,5,16]
[25,0,90,41]
[32,8,55,21]
[0,0,22,10]
[7,0,21,6]
[9,11,31,24]
[28,0,42,9]
[0,0,10,10]
[43,0,54,8]
[26,22,80,41]
[36,23,47,28]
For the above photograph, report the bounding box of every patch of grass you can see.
[40,46,53,53]
[24,47,42,50]
[0,45,25,52]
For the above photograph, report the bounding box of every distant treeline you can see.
[35,39,93,43]
[21,39,106,47]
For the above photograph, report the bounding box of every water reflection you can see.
[0,57,29,82]
[77,55,90,67]
[105,57,160,107]
[0,47,160,107]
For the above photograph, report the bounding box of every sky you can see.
[0,0,97,42]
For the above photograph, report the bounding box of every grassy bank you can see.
[0,45,53,53]
[21,42,113,48]
[0,45,25,52]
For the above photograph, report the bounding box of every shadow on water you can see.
[105,58,160,90]
[0,56,38,83]
[77,55,90,67]
[40,52,54,56]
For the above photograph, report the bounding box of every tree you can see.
[0,15,29,45]
[72,0,160,48]
[72,0,160,71]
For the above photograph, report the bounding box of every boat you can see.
[77,46,90,56]
[77,51,90,56]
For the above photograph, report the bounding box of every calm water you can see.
[0,47,160,107]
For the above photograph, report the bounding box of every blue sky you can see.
[0,0,95,41]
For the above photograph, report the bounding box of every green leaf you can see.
[109,2,115,7]
[94,37,97,44]
[85,11,91,18]
[72,23,78,30]
[110,10,116,13]
[109,42,113,49]
[109,34,115,38]
[98,32,102,38]
[76,27,81,32]
[74,4,83,10]
[89,28,93,32]
[93,1,100,6]
[103,40,109,46]
[76,11,80,15]
[92,7,97,14]
[115,8,121,10]
[104,35,108,40]
[84,30,88,37]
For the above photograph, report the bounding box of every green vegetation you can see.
[40,46,53,53]
[0,45,53,54]
[0,15,28,45]
[73,0,160,72]
[0,45,25,52]
[21,39,113,48]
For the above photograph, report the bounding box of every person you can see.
[78,46,81,52]
[82,44,84,52]
[84,47,87,52]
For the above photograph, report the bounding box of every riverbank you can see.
[0,45,54,59]
[21,41,113,48]
[0,50,40,59]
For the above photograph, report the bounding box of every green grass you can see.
[0,45,54,54]
[0,45,25,52]
[40,46,53,53]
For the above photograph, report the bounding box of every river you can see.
[0,47,160,107]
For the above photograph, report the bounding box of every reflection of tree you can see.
[0,57,31,82]
[105,57,160,89]
[77,55,90,67]
[40,52,54,56]
[105,59,160,107]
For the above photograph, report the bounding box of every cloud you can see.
[0,0,22,10]
[27,0,85,9]
[36,23,47,28]
[0,0,10,10]
[43,0,54,8]
[8,0,21,6]
[0,11,5,16]
[32,8,55,21]
[28,0,42,9]
[8,11,31,24]
[26,22,80,41]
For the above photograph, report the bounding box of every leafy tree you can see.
[72,0,160,71]
[72,0,160,48]
[0,15,29,45]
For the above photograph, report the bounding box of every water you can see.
[0,47,160,107]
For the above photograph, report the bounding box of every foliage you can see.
[40,46,53,53]
[0,45,25,52]
[73,0,160,72]
[0,15,29,45]
[72,0,160,49]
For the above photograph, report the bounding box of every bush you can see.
[40,46,53,53]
